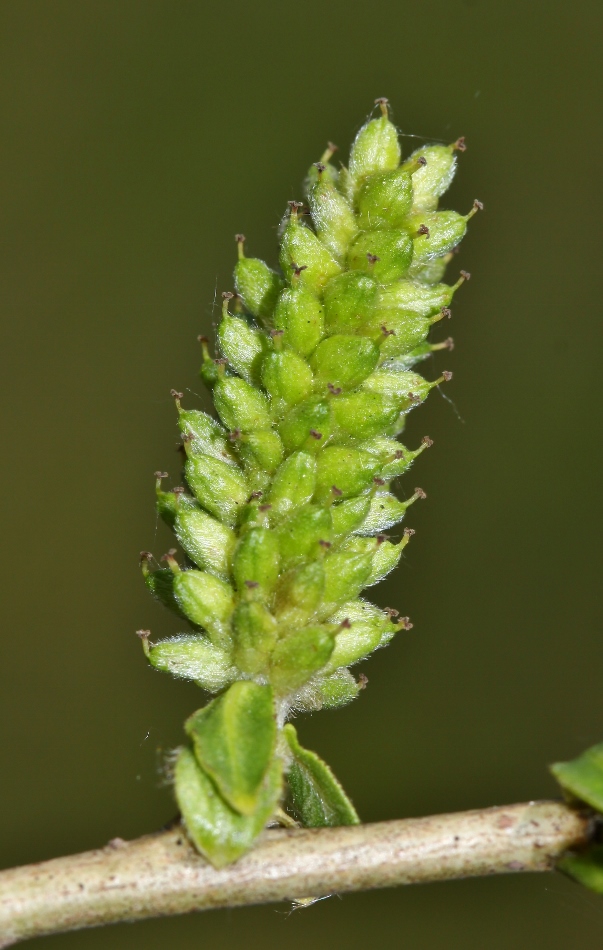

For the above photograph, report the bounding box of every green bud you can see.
[356,167,413,229]
[377,275,464,318]
[408,254,451,283]
[362,435,431,480]
[308,173,357,262]
[322,271,378,333]
[331,391,399,439]
[270,625,334,694]
[314,668,360,708]
[143,564,187,620]
[279,397,331,454]
[326,600,400,670]
[146,634,234,692]
[309,334,379,391]
[273,283,324,357]
[177,407,237,465]
[363,368,443,413]
[348,229,413,283]
[232,527,280,599]
[314,446,379,502]
[218,313,269,386]
[369,538,406,583]
[232,602,278,675]
[174,504,236,579]
[173,569,235,645]
[267,451,317,520]
[330,494,372,539]
[361,309,438,360]
[403,143,458,212]
[234,429,284,478]
[356,490,421,535]
[174,746,282,868]
[349,103,401,184]
[234,239,283,320]
[185,681,276,815]
[409,210,469,265]
[274,560,325,627]
[276,504,333,570]
[261,350,313,412]
[213,376,272,432]
[318,548,374,619]
[185,454,249,527]
[279,212,341,293]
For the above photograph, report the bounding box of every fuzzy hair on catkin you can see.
[139,99,479,867]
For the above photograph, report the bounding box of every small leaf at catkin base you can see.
[283,723,359,827]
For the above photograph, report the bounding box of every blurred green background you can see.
[1,1,603,946]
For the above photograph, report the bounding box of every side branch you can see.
[0,801,591,946]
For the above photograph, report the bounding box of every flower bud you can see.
[362,435,431,480]
[147,634,234,692]
[377,275,463,317]
[315,668,360,708]
[408,254,450,283]
[308,173,357,262]
[174,505,236,579]
[267,451,317,520]
[234,241,283,320]
[274,560,325,627]
[318,548,374,618]
[232,527,280,599]
[331,391,399,439]
[218,314,269,386]
[185,454,249,527]
[330,494,372,538]
[213,377,272,432]
[356,490,420,534]
[409,210,468,265]
[279,214,341,293]
[360,309,434,359]
[356,167,413,229]
[325,601,399,671]
[142,561,187,619]
[349,104,401,184]
[279,397,331,454]
[232,602,279,675]
[273,283,324,357]
[185,681,276,815]
[276,503,333,570]
[348,229,413,283]
[322,271,378,333]
[177,407,237,464]
[234,429,284,478]
[314,446,379,502]
[362,369,436,411]
[173,569,235,645]
[309,334,380,391]
[261,350,313,411]
[270,625,335,694]
[368,535,412,584]
[304,144,339,193]
[403,143,458,212]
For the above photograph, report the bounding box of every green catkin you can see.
[140,98,479,867]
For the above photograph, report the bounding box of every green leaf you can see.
[550,742,603,812]
[283,723,359,827]
[174,746,282,868]
[185,682,276,815]
[558,845,603,894]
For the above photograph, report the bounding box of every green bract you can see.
[140,98,478,867]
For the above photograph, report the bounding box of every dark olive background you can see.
[2,1,603,947]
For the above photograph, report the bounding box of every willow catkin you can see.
[139,98,480,868]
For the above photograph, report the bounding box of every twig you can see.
[0,801,591,946]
